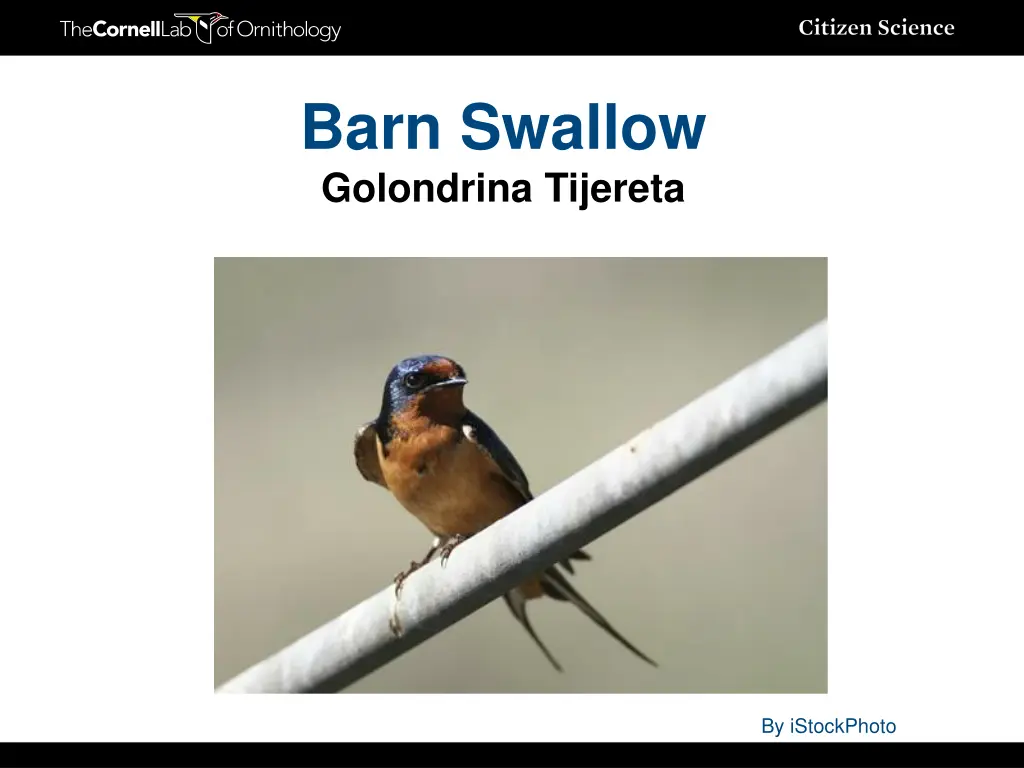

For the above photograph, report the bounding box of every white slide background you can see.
[1,56,1022,739]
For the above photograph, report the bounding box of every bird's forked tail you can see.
[502,554,658,671]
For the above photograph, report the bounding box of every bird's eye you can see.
[404,373,425,390]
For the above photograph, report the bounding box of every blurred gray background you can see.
[215,257,827,693]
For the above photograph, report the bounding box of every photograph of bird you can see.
[353,354,657,671]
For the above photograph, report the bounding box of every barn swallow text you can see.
[305,103,706,151]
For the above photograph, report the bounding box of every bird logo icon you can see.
[173,12,228,44]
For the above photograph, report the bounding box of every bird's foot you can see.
[393,560,424,599]
[439,534,467,568]
[388,597,404,637]
[392,536,449,598]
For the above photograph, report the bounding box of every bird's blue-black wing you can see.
[463,409,533,502]
[462,409,591,573]
[354,421,388,489]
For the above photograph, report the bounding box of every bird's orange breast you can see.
[377,424,524,537]
[516,577,545,600]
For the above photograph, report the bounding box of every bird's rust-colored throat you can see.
[411,386,467,425]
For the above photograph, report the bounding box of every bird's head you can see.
[379,355,468,424]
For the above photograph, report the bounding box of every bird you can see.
[353,354,656,671]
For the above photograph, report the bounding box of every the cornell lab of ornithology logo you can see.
[174,12,228,44]
[59,13,342,44]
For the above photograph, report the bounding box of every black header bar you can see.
[7,10,1021,55]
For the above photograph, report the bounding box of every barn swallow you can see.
[353,354,656,671]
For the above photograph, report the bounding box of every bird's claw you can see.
[388,536,462,637]
[388,598,404,637]
[393,560,422,598]
[439,535,467,568]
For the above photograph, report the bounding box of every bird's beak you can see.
[424,376,467,391]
